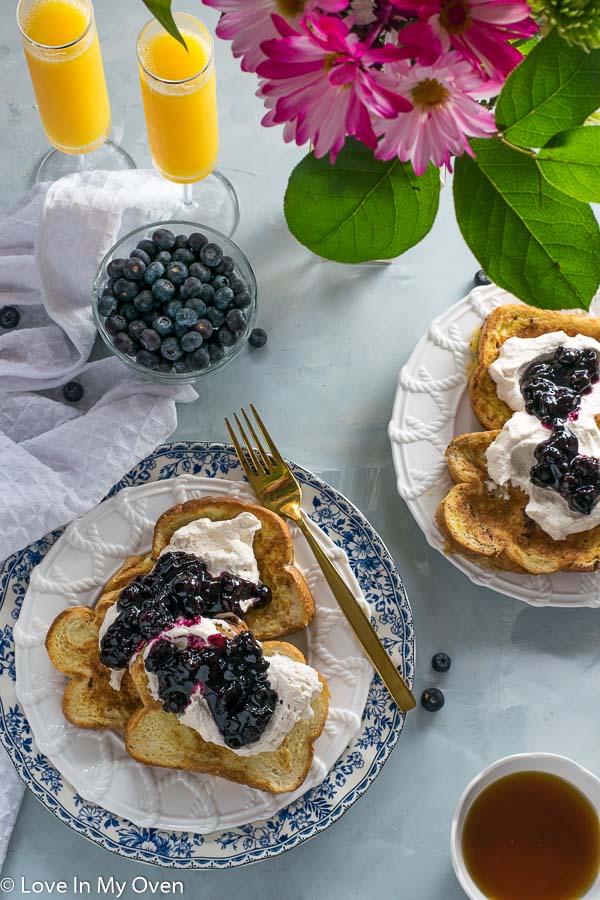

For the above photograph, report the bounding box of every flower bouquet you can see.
[143,0,600,310]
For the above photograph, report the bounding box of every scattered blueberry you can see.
[189,262,211,283]
[152,228,176,251]
[172,248,195,266]
[144,260,165,285]
[153,316,174,337]
[249,328,268,349]
[188,232,208,254]
[189,346,211,369]
[113,332,135,355]
[174,234,190,250]
[214,287,234,311]
[97,295,117,317]
[474,269,491,286]
[206,307,225,328]
[180,277,204,301]
[134,290,155,313]
[152,278,177,304]
[200,243,223,268]
[128,319,146,341]
[184,297,207,317]
[166,262,188,286]
[218,327,237,347]
[195,318,213,340]
[129,248,151,267]
[226,308,246,333]
[233,290,252,310]
[62,381,84,403]
[121,301,138,322]
[208,342,225,362]
[211,275,229,291]
[161,336,184,361]
[136,239,158,260]
[176,307,198,328]
[432,652,451,673]
[107,258,126,279]
[421,688,445,712]
[156,250,172,266]
[164,299,183,319]
[105,314,127,335]
[181,331,204,352]
[113,278,139,302]
[140,329,161,352]
[136,349,160,369]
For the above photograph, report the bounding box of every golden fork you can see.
[225,404,416,713]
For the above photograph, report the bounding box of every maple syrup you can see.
[462,771,600,900]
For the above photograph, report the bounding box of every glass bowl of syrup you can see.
[451,753,600,900]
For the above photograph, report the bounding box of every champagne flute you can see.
[137,13,239,236]
[17,0,135,183]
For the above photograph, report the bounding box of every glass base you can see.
[35,140,136,184]
[174,170,240,238]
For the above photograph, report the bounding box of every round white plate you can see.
[389,285,600,608]
[1,442,414,868]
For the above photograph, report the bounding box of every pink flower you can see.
[374,56,496,174]
[203,0,349,72]
[257,14,412,161]
[393,0,538,78]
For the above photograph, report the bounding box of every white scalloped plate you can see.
[389,284,600,608]
[15,473,376,833]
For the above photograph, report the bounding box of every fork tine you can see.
[241,408,272,473]
[249,404,285,466]
[233,413,268,475]
[225,417,258,483]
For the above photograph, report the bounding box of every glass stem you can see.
[182,183,193,207]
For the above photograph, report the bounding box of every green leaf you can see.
[537,126,600,202]
[141,0,187,50]
[284,140,440,264]
[453,138,600,310]
[496,30,600,148]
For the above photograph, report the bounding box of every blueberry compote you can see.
[520,346,600,515]
[145,630,278,749]
[99,551,271,670]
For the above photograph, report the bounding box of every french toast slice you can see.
[46,495,315,732]
[126,641,329,794]
[469,304,600,431]
[437,432,600,573]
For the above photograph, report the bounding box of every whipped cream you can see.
[144,621,322,757]
[486,332,600,540]
[161,512,262,583]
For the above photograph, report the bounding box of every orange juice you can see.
[138,17,219,184]
[19,0,111,154]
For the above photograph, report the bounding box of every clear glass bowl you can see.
[92,220,257,383]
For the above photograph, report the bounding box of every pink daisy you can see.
[393,0,538,78]
[257,14,412,161]
[203,0,350,72]
[374,56,496,174]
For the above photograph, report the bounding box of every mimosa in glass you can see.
[17,0,135,182]
[137,13,239,236]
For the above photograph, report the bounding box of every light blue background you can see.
[3,2,600,897]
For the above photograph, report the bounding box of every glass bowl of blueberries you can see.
[92,221,261,381]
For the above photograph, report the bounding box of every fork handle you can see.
[293,513,416,713]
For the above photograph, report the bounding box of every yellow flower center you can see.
[439,0,473,34]
[411,78,450,108]
[276,0,307,16]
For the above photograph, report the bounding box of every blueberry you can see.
[158,360,173,373]
[229,276,244,294]
[113,332,135,355]
[226,308,246,333]
[152,228,176,251]
[176,307,198,328]
[121,301,138,322]
[134,290,155,313]
[189,346,211,369]
[157,250,172,266]
[432,652,451,673]
[206,307,225,328]
[161,336,184,361]
[211,275,229,291]
[97,295,117,317]
[474,269,491,286]
[144,260,165,285]
[421,688,445,711]
[189,262,212,283]
[136,349,160,370]
[220,256,235,275]
[153,316,174,337]
[218,326,237,347]
[195,318,214,340]
[200,243,223,268]
[152,278,177,303]
[143,309,157,325]
[165,299,183,319]
[136,239,158,260]
[249,328,268,349]
[185,297,207,317]
[106,276,117,289]
[62,381,84,403]
[208,343,225,362]
[124,257,147,281]
[113,278,140,301]
[214,287,234,311]
[198,284,215,304]
[174,323,189,339]
[233,290,252,310]
[180,277,204,301]
[188,232,208,254]
[174,234,190,250]
[107,258,126,279]
[166,262,188,286]
[0,305,20,330]
[128,319,146,341]
[181,331,203,352]
[172,248,195,266]
[105,314,127,335]
[140,329,161,352]
[172,357,191,373]
[129,248,151,267]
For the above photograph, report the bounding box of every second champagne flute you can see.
[137,13,239,236]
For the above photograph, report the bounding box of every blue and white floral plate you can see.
[1,442,414,868]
